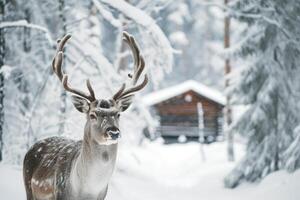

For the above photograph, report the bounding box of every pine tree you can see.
[224,0,300,188]
[0,0,6,161]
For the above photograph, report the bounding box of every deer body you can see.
[23,32,148,200]
[24,120,118,200]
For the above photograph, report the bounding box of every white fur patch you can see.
[98,139,118,146]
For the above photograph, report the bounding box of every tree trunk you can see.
[273,63,279,171]
[22,8,32,148]
[0,0,6,162]
[224,0,234,162]
[58,0,67,135]
[23,9,31,52]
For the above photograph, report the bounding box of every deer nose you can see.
[106,127,120,140]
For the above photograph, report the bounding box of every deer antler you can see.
[52,34,96,102]
[113,32,148,101]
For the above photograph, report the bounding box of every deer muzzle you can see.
[106,127,120,140]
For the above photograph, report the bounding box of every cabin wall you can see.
[154,90,223,142]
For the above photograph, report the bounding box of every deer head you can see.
[52,32,148,144]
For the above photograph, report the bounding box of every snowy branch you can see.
[197,1,227,11]
[221,27,263,58]
[99,0,174,71]
[199,1,292,40]
[91,0,122,28]
[0,20,54,45]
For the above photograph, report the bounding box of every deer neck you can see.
[71,121,118,195]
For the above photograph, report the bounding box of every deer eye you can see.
[89,113,97,120]
[117,113,120,118]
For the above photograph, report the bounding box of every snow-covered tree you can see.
[155,0,225,89]
[224,0,300,188]
[0,1,55,164]
[0,0,173,164]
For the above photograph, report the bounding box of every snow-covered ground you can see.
[1,141,300,200]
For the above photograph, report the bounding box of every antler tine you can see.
[123,32,139,69]
[52,51,64,81]
[57,34,71,52]
[113,83,126,101]
[133,56,145,85]
[112,32,148,102]
[119,75,148,98]
[52,35,72,80]
[123,32,144,85]
[62,75,95,101]
[52,34,96,102]
[86,79,96,101]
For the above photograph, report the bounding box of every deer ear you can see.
[71,95,90,113]
[117,95,133,112]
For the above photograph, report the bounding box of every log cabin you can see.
[143,80,225,144]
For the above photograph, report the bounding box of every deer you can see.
[23,32,148,200]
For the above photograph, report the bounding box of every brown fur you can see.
[23,137,81,200]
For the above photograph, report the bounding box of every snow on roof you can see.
[142,80,226,106]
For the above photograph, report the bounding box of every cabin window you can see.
[184,94,192,102]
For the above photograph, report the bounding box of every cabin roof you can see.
[142,80,226,106]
